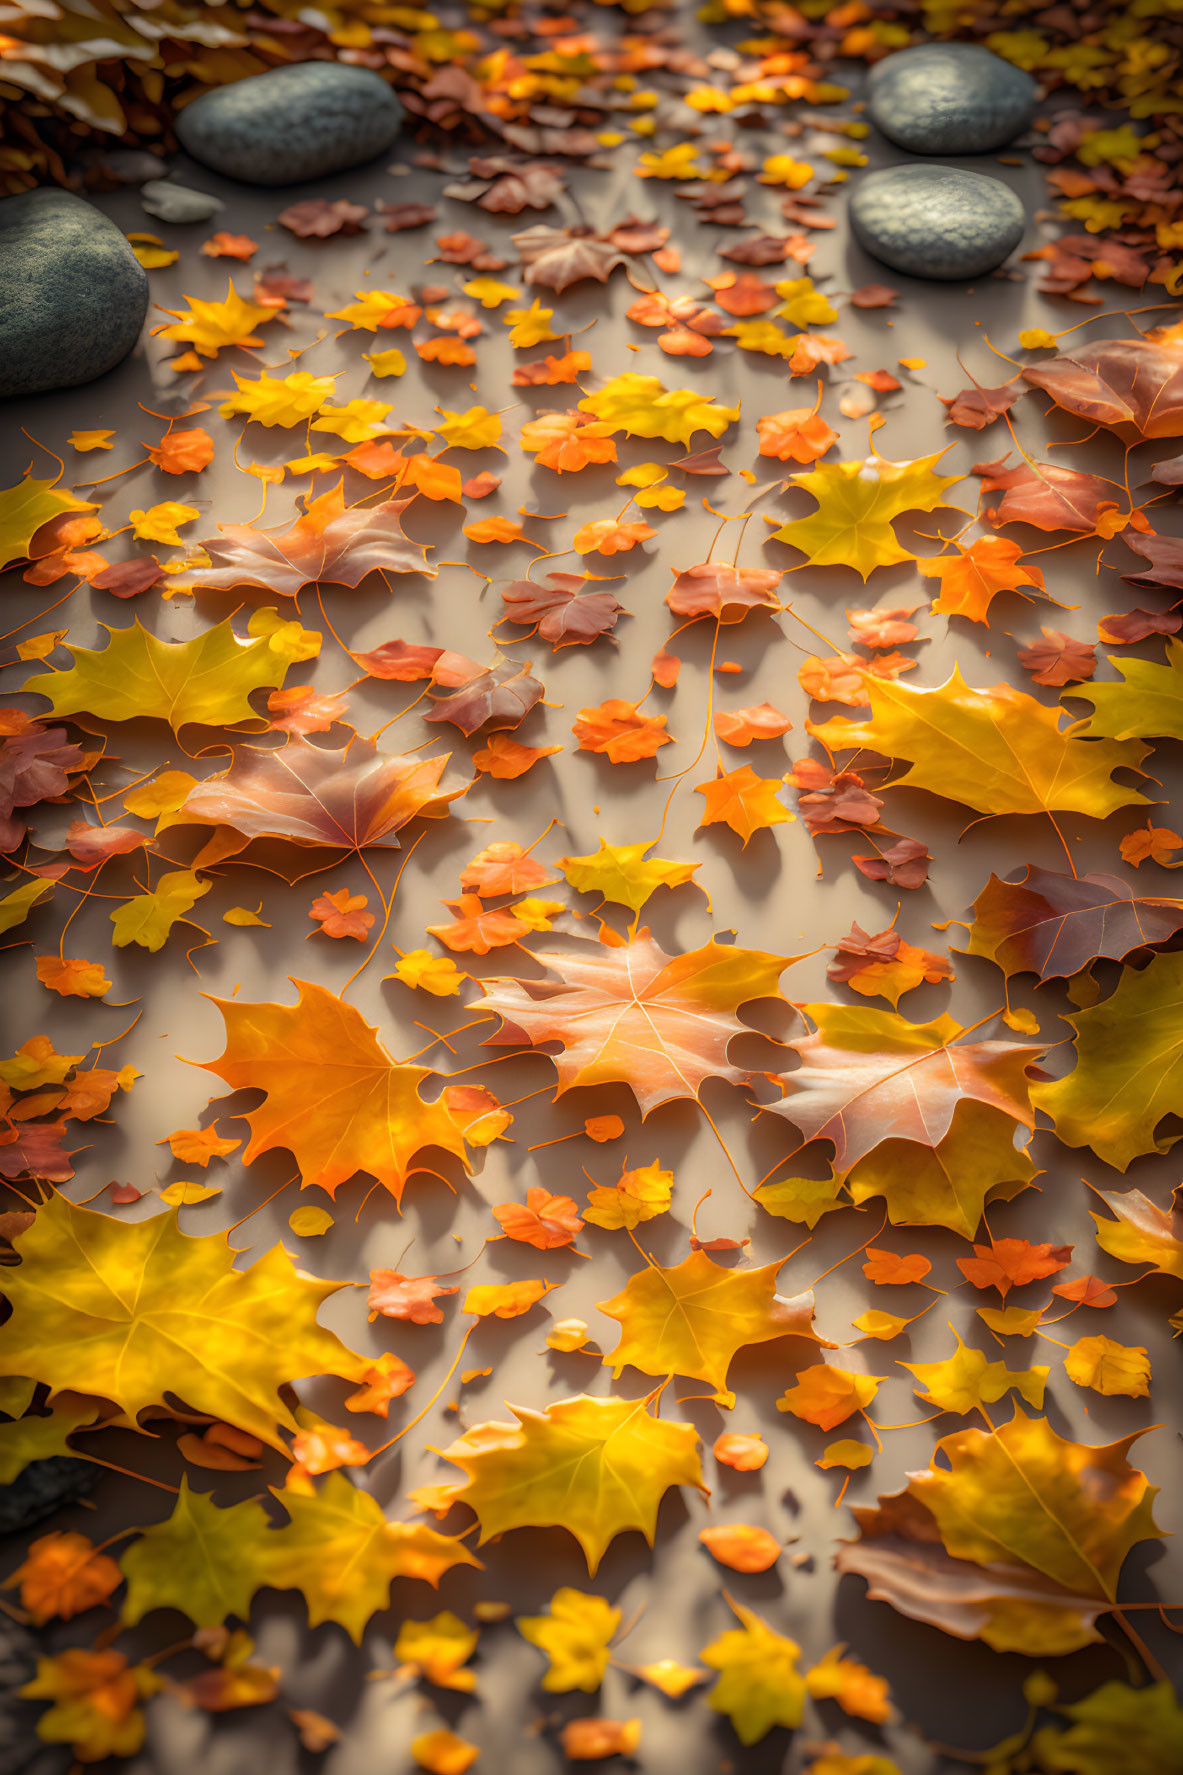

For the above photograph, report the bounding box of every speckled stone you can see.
[849,164,1026,281]
[0,189,148,399]
[867,43,1038,156]
[176,62,403,187]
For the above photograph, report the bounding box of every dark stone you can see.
[0,1455,98,1536]
[867,43,1038,156]
[176,62,403,187]
[0,189,149,399]
[0,1612,63,1772]
[849,164,1026,281]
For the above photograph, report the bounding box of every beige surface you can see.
[5,81,1183,1775]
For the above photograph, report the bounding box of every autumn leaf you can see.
[804,1645,894,1724]
[667,562,782,621]
[1033,950,1183,1170]
[0,471,95,572]
[956,1237,1072,1295]
[572,698,671,762]
[963,865,1183,988]
[179,482,435,596]
[110,868,209,952]
[394,1611,478,1691]
[584,1159,673,1230]
[1065,1334,1150,1398]
[1091,1185,1183,1279]
[1022,336,1183,437]
[917,535,1045,624]
[559,838,700,914]
[0,1192,366,1449]
[701,1600,804,1745]
[120,1474,479,1642]
[493,1186,582,1249]
[171,734,466,852]
[6,1530,122,1625]
[769,451,962,580]
[500,571,627,647]
[154,281,274,358]
[976,456,1127,535]
[434,1392,705,1573]
[777,1364,882,1431]
[1076,637,1183,741]
[23,615,296,735]
[578,372,740,446]
[598,1248,826,1402]
[479,931,792,1114]
[199,979,501,1203]
[517,1588,620,1692]
[21,1647,160,1763]
[424,656,543,735]
[902,1328,1048,1414]
[768,1003,1039,1171]
[837,1408,1162,1653]
[810,668,1150,820]
[699,1524,781,1573]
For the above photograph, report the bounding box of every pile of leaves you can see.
[3,5,1183,1774]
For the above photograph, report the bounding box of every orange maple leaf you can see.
[198,980,502,1202]
[918,536,1045,624]
[573,700,671,763]
[493,1186,583,1249]
[695,766,794,845]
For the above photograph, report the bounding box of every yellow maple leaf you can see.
[119,1473,478,1642]
[558,838,700,914]
[110,870,209,952]
[311,398,392,444]
[364,347,407,378]
[24,615,295,734]
[434,405,503,450]
[701,1600,805,1745]
[219,368,337,428]
[327,288,420,332]
[517,1588,620,1692]
[774,275,837,326]
[810,667,1150,819]
[0,1193,367,1450]
[583,1159,673,1230]
[154,281,274,358]
[394,1611,478,1691]
[505,298,558,347]
[463,276,521,307]
[598,1248,825,1403]
[389,949,467,996]
[578,372,740,446]
[901,1327,1047,1414]
[435,1392,705,1573]
[128,501,198,545]
[0,471,95,572]
[769,451,962,580]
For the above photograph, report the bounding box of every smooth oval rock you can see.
[849,164,1026,281]
[0,189,148,400]
[177,62,403,187]
[140,179,224,224]
[867,43,1037,156]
